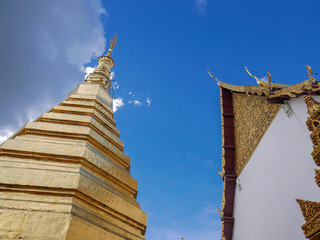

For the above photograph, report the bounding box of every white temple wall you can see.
[232,96,320,240]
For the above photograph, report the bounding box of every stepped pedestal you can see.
[0,83,147,240]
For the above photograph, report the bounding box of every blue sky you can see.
[1,0,320,239]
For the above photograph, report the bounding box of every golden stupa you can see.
[0,35,147,239]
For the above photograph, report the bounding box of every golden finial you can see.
[207,68,221,85]
[268,72,272,84]
[245,66,266,86]
[109,34,118,49]
[106,34,118,56]
[306,65,316,83]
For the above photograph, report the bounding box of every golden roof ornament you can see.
[267,72,272,84]
[244,66,271,86]
[106,34,118,57]
[304,95,320,117]
[306,65,316,83]
[207,68,221,85]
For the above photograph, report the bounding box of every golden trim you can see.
[297,199,320,222]
[297,200,320,239]
[218,81,288,95]
[269,79,318,99]
[315,169,320,187]
[296,95,320,239]
[232,92,281,175]
[218,78,320,100]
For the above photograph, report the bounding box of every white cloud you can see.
[261,76,268,82]
[110,71,115,80]
[84,66,95,78]
[0,128,15,144]
[146,97,151,106]
[26,101,54,122]
[37,0,108,71]
[112,97,124,112]
[113,81,119,89]
[133,100,142,106]
[194,0,208,14]
[0,0,109,134]
[89,0,107,16]
[129,100,132,104]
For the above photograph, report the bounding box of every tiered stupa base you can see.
[0,83,146,240]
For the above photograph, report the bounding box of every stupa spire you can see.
[0,32,147,239]
[106,33,117,56]
[85,34,118,90]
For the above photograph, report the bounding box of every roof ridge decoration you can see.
[209,65,320,103]
[244,66,272,86]
[212,65,320,240]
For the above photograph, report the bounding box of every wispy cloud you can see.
[146,97,151,106]
[0,99,54,144]
[110,71,115,80]
[14,100,54,128]
[261,76,268,82]
[173,151,200,161]
[0,127,15,144]
[147,202,221,240]
[133,100,142,106]
[194,0,208,14]
[113,81,119,90]
[112,97,124,112]
[26,101,54,122]
[194,202,219,225]
[84,66,95,78]
[204,159,215,168]
[0,0,108,137]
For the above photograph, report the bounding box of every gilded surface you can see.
[0,60,147,239]
[217,74,320,239]
[232,92,281,175]
[296,95,320,239]
[297,199,320,222]
[316,169,320,187]
[301,211,320,239]
[218,77,320,101]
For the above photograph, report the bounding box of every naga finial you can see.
[268,72,272,84]
[245,66,269,86]
[207,68,221,85]
[306,65,316,83]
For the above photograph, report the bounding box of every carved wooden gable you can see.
[232,92,281,175]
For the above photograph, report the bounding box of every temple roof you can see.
[216,68,320,240]
[218,78,320,103]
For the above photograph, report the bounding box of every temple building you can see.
[0,35,147,239]
[210,67,320,240]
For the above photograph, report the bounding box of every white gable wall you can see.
[232,95,320,240]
